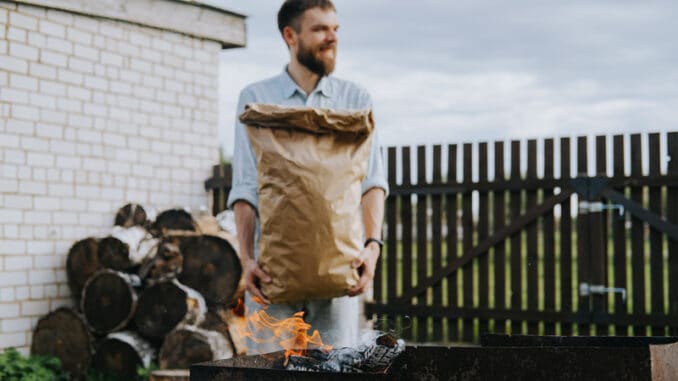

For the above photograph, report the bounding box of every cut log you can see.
[82,269,140,335]
[177,235,242,307]
[152,209,196,234]
[66,237,100,301]
[92,331,154,380]
[115,203,148,228]
[139,238,183,285]
[208,307,247,357]
[159,326,233,369]
[134,279,206,340]
[149,369,190,381]
[98,236,134,271]
[110,226,159,265]
[31,307,94,379]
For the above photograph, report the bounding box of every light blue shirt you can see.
[227,68,389,211]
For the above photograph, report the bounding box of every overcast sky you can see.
[212,1,678,174]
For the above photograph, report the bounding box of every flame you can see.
[231,297,245,317]
[233,308,333,362]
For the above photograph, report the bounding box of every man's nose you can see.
[326,30,337,43]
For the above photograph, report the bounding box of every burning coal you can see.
[284,330,405,373]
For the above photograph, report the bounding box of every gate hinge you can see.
[578,201,624,216]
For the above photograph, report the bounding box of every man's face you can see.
[292,8,339,76]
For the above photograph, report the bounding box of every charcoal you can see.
[283,331,405,373]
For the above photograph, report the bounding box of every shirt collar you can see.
[280,66,333,99]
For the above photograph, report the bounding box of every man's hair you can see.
[277,0,336,35]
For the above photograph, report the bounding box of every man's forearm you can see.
[362,187,385,240]
[234,201,257,262]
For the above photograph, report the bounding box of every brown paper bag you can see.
[241,103,374,304]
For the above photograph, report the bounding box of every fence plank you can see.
[592,135,608,335]
[446,144,459,341]
[630,134,645,336]
[648,133,663,336]
[560,137,573,336]
[401,146,414,340]
[431,145,443,341]
[667,133,678,336]
[493,142,507,334]
[543,139,555,335]
[462,143,474,342]
[478,143,489,337]
[612,135,628,336]
[510,140,522,335]
[526,140,539,335]
[577,136,591,335]
[416,145,428,342]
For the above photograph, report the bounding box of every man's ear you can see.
[282,26,297,48]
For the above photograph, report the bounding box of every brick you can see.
[82,158,105,171]
[49,141,74,155]
[17,4,45,17]
[141,47,162,63]
[46,9,73,25]
[20,136,48,152]
[45,36,73,55]
[0,302,20,318]
[129,30,150,47]
[56,97,81,113]
[0,179,19,192]
[34,197,60,211]
[48,183,73,197]
[50,298,72,310]
[0,288,15,302]
[30,286,44,299]
[83,103,107,117]
[40,50,67,67]
[73,43,98,61]
[68,114,92,129]
[9,12,37,29]
[75,185,101,199]
[101,51,124,66]
[67,86,91,101]
[0,333,25,346]
[120,69,141,83]
[4,256,32,270]
[32,167,45,181]
[18,181,46,195]
[29,93,56,109]
[0,209,22,223]
[40,109,67,124]
[110,81,132,95]
[77,129,100,143]
[1,87,29,103]
[38,82,65,99]
[7,26,26,42]
[58,68,83,85]
[26,241,54,256]
[9,73,37,91]
[27,152,53,167]
[27,31,46,48]
[55,155,80,169]
[9,41,37,60]
[16,166,31,179]
[68,56,94,73]
[15,287,28,300]
[100,23,124,39]
[21,300,50,315]
[73,16,98,33]
[66,26,91,45]
[84,75,108,90]
[0,271,27,286]
[1,318,31,333]
[29,62,57,79]
[130,58,152,74]
[39,19,65,38]
[11,104,39,121]
[152,37,172,52]
[0,55,27,73]
[48,285,61,298]
[4,195,32,210]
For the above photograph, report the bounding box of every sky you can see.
[211,1,678,177]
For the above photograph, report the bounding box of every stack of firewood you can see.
[30,203,245,380]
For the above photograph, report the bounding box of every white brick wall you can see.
[1,2,221,353]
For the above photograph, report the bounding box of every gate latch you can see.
[579,282,626,303]
[578,201,624,216]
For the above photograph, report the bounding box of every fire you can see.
[233,308,333,361]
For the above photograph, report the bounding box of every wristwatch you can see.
[364,237,384,250]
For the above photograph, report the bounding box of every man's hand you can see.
[242,258,272,305]
[347,241,380,296]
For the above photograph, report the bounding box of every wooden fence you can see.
[205,131,678,344]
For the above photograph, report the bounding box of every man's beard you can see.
[297,40,336,76]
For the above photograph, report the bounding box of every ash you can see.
[285,330,405,373]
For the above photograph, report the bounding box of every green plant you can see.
[0,347,69,381]
[136,362,158,381]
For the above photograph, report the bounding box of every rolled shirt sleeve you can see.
[227,89,259,211]
[362,126,389,197]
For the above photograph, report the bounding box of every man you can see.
[227,0,388,353]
